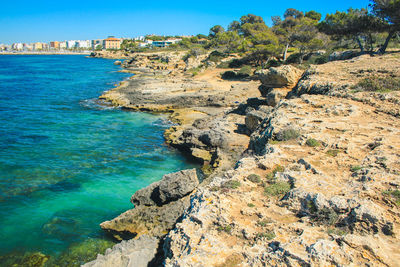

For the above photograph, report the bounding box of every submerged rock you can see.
[0,252,50,267]
[48,238,115,267]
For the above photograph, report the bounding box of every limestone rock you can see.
[245,110,267,133]
[255,65,304,91]
[131,169,199,207]
[265,89,284,106]
[329,50,360,61]
[83,235,159,267]
[158,169,199,204]
[101,196,191,240]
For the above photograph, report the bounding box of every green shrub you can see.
[247,174,261,183]
[275,128,300,141]
[207,50,226,63]
[247,203,255,208]
[256,231,276,240]
[217,225,232,233]
[221,71,237,80]
[264,181,291,196]
[353,76,400,93]
[257,219,272,227]
[222,180,241,189]
[306,138,320,147]
[237,65,253,76]
[326,149,341,157]
[327,227,348,236]
[228,58,244,68]
[217,61,230,68]
[187,67,202,76]
[350,165,362,172]
[383,190,400,206]
[266,165,285,180]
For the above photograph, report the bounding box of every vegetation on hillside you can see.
[118,0,399,68]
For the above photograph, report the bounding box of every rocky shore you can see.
[86,51,400,266]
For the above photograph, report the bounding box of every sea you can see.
[0,55,196,265]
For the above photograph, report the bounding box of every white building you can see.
[23,43,33,51]
[59,41,67,49]
[138,40,153,48]
[12,43,23,51]
[134,36,145,41]
[67,40,78,49]
[77,40,91,48]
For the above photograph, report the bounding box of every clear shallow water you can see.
[0,55,195,263]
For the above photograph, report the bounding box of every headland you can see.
[84,49,400,266]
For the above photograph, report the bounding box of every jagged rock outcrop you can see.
[90,52,400,266]
[100,169,199,240]
[131,169,200,206]
[163,93,400,266]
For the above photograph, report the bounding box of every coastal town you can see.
[0,35,191,52]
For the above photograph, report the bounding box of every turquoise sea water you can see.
[0,55,195,264]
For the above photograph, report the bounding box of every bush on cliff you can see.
[264,181,291,196]
[221,68,252,80]
[353,75,400,92]
[275,128,300,141]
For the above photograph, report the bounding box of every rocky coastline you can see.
[85,51,400,266]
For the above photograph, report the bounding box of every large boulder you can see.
[329,50,360,62]
[101,169,199,240]
[100,198,190,240]
[131,169,199,206]
[255,65,304,93]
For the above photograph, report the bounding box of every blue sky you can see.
[0,0,369,44]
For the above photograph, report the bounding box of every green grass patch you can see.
[247,203,255,208]
[350,165,363,172]
[326,149,341,157]
[264,181,291,196]
[275,128,300,141]
[247,174,261,184]
[217,225,232,233]
[306,138,320,147]
[237,65,252,76]
[187,67,202,76]
[222,180,241,189]
[266,165,285,181]
[383,190,400,206]
[256,231,276,240]
[352,75,400,93]
[257,219,273,227]
[327,227,348,236]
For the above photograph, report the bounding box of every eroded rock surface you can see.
[83,235,159,267]
[100,169,199,240]
[164,94,400,266]
[91,52,400,266]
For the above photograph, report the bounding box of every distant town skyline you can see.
[1,0,369,44]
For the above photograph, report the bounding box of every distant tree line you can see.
[204,0,399,66]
